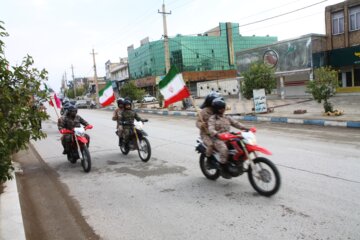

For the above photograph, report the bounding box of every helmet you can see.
[117,98,125,108]
[200,91,220,109]
[124,99,132,106]
[211,97,226,113]
[67,104,78,115]
[63,102,71,110]
[124,99,132,109]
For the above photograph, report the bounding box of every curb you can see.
[102,106,360,128]
[0,164,26,240]
[134,109,360,128]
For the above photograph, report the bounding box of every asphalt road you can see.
[19,108,360,240]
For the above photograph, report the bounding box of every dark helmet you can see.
[67,104,78,115]
[124,99,131,105]
[211,97,226,113]
[200,91,220,109]
[124,98,132,109]
[63,102,71,110]
[117,98,125,108]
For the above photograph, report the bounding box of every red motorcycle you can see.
[196,128,281,196]
[61,125,92,172]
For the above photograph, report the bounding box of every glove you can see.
[249,127,257,133]
[59,129,71,134]
[142,119,148,123]
[85,124,93,130]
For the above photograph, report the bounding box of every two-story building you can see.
[105,58,129,96]
[325,0,360,92]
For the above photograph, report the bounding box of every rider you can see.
[112,97,125,138]
[121,98,147,148]
[58,104,93,154]
[196,91,220,158]
[208,97,250,174]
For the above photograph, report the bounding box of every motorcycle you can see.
[195,128,281,196]
[61,126,92,172]
[119,120,151,162]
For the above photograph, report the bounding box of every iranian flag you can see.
[99,81,115,107]
[159,66,190,108]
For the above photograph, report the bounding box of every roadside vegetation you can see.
[119,81,145,102]
[240,62,277,99]
[306,66,340,114]
[0,21,49,182]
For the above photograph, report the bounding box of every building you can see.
[127,22,277,96]
[105,58,129,96]
[235,0,360,97]
[236,34,327,97]
[325,0,360,92]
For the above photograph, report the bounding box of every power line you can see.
[240,10,323,35]
[168,0,327,37]
[239,0,327,27]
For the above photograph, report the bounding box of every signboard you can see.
[253,89,267,113]
[236,36,327,74]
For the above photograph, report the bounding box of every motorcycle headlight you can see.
[74,127,86,136]
[242,132,257,145]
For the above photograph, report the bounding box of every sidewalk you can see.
[131,94,360,128]
[0,163,26,240]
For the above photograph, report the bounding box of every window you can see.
[332,11,344,35]
[355,68,360,86]
[349,6,360,31]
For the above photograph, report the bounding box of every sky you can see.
[0,0,345,92]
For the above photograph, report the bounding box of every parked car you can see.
[75,99,89,109]
[142,94,157,103]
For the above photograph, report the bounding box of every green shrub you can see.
[306,67,338,113]
[241,62,276,99]
[0,21,49,182]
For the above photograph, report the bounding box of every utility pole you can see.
[64,71,68,97]
[90,48,100,107]
[71,64,76,98]
[158,1,171,74]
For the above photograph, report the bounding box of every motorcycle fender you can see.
[195,143,206,154]
[246,145,272,155]
[77,136,88,144]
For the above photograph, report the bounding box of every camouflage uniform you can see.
[208,114,247,164]
[196,107,214,157]
[112,108,123,136]
[121,109,144,144]
[58,115,90,152]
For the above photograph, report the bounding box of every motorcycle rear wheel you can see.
[199,153,220,180]
[81,146,91,173]
[138,137,151,162]
[247,157,281,197]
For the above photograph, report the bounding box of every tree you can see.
[119,81,145,102]
[0,21,49,182]
[240,62,276,99]
[306,67,338,113]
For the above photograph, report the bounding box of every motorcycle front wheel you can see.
[247,157,281,197]
[137,137,151,162]
[81,145,91,173]
[199,153,220,180]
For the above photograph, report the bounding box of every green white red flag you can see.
[99,81,115,107]
[159,66,190,108]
